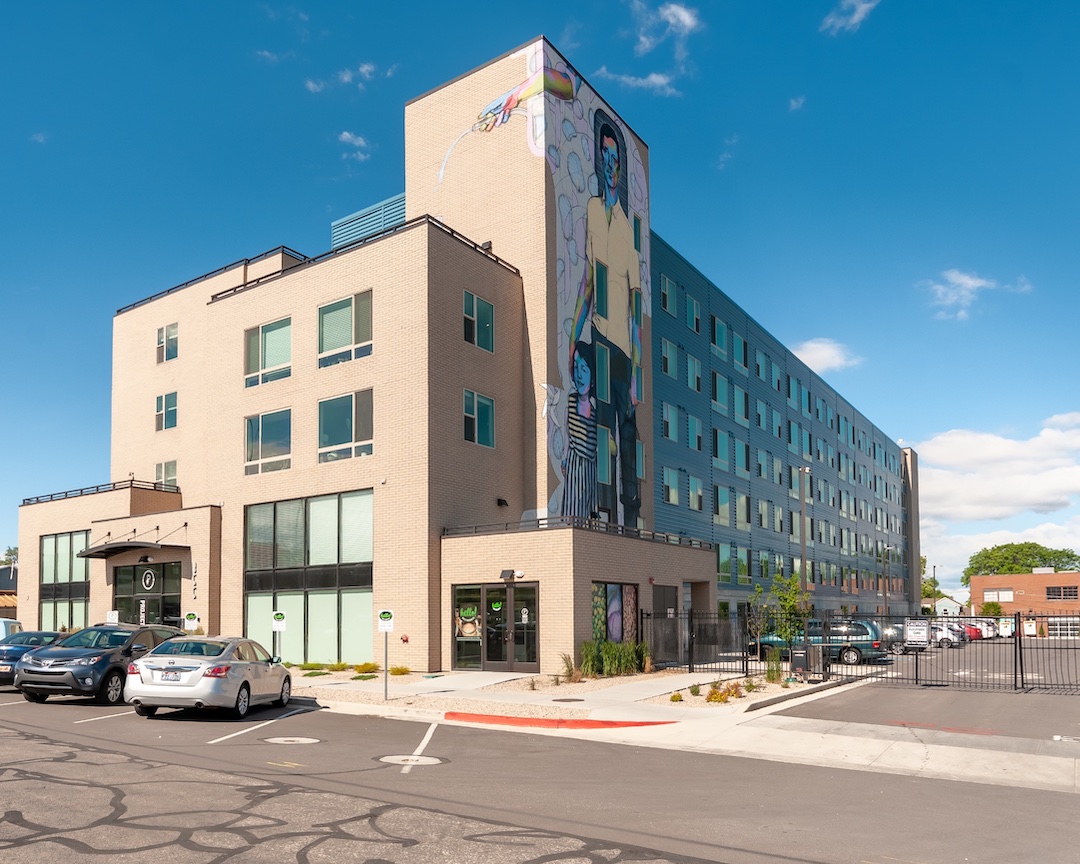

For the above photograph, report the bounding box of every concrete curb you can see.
[443,711,678,729]
[744,677,849,712]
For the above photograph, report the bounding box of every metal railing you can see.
[22,479,180,506]
[443,515,713,550]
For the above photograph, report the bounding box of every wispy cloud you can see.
[821,0,882,35]
[716,133,738,171]
[791,338,862,373]
[631,1,703,63]
[255,49,279,64]
[304,78,325,94]
[30,132,48,144]
[595,65,679,97]
[339,130,371,161]
[924,269,1032,321]
[789,95,806,112]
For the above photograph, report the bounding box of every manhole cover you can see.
[379,754,443,766]
[551,698,584,703]
[264,737,320,745]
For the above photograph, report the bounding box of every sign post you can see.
[904,617,930,684]
[183,612,198,632]
[378,610,394,701]
[271,611,286,662]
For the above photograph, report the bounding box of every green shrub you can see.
[669,691,683,702]
[765,647,782,684]
[303,670,330,677]
[689,683,700,697]
[351,673,377,681]
[744,678,758,692]
[580,641,600,678]
[636,641,650,672]
[300,662,326,671]
[388,665,411,676]
[560,652,576,678]
[354,662,380,674]
[327,662,350,672]
[707,688,728,703]
[600,640,620,676]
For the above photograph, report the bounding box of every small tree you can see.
[745,583,775,656]
[980,601,1003,617]
[770,572,811,651]
[1,546,16,566]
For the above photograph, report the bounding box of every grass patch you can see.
[326,662,350,672]
[351,673,378,681]
[303,670,331,677]
[299,662,326,671]
[354,662,380,674]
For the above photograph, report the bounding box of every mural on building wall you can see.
[448,40,651,527]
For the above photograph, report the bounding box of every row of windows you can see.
[715,546,905,593]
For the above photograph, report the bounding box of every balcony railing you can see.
[443,515,713,550]
[22,479,181,506]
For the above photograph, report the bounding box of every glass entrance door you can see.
[479,583,539,673]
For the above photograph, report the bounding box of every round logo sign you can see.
[141,569,156,591]
[379,610,393,621]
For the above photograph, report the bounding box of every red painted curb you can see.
[443,712,677,729]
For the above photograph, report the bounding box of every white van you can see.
[0,620,23,640]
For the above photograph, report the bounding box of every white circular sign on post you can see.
[378,609,395,633]
[272,611,287,632]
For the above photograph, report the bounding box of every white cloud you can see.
[385,64,398,78]
[30,132,48,144]
[357,63,376,80]
[595,65,679,96]
[337,68,353,84]
[255,49,279,64]
[821,0,882,35]
[791,338,862,373]
[631,1,703,63]
[924,268,1033,320]
[304,78,325,93]
[338,131,368,148]
[716,151,733,171]
[789,95,806,111]
[339,131,371,161]
[723,133,739,146]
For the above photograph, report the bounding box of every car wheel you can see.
[134,704,158,717]
[939,638,953,649]
[840,647,861,666]
[232,684,251,719]
[98,671,125,705]
[23,691,47,703]
[273,677,291,708]
[889,641,906,656]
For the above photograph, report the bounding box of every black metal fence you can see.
[639,610,1080,692]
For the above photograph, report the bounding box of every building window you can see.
[597,426,612,485]
[318,390,374,462]
[245,409,291,474]
[733,333,748,373]
[713,428,729,470]
[636,439,645,479]
[712,371,728,414]
[1047,586,1079,601]
[688,476,703,511]
[736,494,750,531]
[755,349,767,381]
[687,354,701,392]
[155,392,177,431]
[735,438,750,479]
[711,316,727,356]
[464,389,495,447]
[155,460,177,488]
[685,295,700,333]
[718,543,732,583]
[688,415,703,451]
[662,403,678,442]
[38,530,90,632]
[660,274,675,315]
[661,339,677,378]
[156,323,178,363]
[319,292,373,367]
[245,317,292,387]
[663,467,679,505]
[462,290,495,353]
[596,342,610,403]
[592,261,609,319]
[713,486,730,526]
[737,546,751,585]
[633,214,642,251]
[734,385,750,427]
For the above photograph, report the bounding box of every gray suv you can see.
[15,623,184,704]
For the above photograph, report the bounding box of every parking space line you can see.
[402,722,439,774]
[207,706,311,745]
[74,710,136,724]
[0,700,29,707]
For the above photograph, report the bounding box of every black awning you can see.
[78,540,163,560]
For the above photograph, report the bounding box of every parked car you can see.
[0,631,61,684]
[878,620,928,655]
[961,623,983,641]
[0,620,23,640]
[124,636,290,719]
[14,623,184,704]
[930,622,963,648]
[748,619,887,665]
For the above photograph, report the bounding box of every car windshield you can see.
[150,640,228,657]
[3,632,58,646]
[58,628,132,649]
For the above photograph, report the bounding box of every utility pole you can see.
[882,544,893,617]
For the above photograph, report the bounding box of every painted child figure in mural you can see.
[572,116,641,527]
[561,341,598,518]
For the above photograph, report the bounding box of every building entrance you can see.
[113,563,182,628]
[452,582,539,673]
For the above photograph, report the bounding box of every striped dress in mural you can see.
[562,390,598,518]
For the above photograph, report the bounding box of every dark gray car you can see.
[15,624,184,704]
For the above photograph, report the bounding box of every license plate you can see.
[0,665,10,673]
[161,670,181,682]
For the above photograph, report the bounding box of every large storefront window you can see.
[452,583,538,672]
[114,563,182,628]
[591,582,638,643]
[244,489,374,664]
[39,531,90,632]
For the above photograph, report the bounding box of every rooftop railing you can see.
[22,479,181,506]
[443,515,713,550]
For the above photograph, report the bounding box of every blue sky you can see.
[4,1,1079,599]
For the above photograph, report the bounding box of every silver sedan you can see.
[124,636,291,718]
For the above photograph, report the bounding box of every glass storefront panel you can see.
[275,592,305,664]
[340,589,373,664]
[308,496,339,565]
[40,601,56,630]
[453,585,482,670]
[70,600,87,631]
[245,593,274,655]
[484,586,507,664]
[306,591,338,663]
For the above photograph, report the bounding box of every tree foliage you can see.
[770,572,810,648]
[1,546,16,566]
[980,601,1004,617]
[921,579,944,599]
[962,543,1080,587]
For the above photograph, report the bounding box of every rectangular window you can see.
[758,499,768,527]
[245,317,292,387]
[998,589,1014,602]
[1047,586,1079,601]
[663,467,679,505]
[734,385,750,427]
[595,342,611,403]
[713,486,730,526]
[660,274,675,315]
[711,316,727,356]
[636,440,645,480]
[156,323,178,363]
[318,389,374,462]
[319,292,373,367]
[712,428,729,470]
[155,392,177,431]
[155,460,177,488]
[735,438,750,479]
[685,295,700,333]
[597,426,612,484]
[661,339,677,378]
[662,403,678,442]
[688,476,703,511]
[687,354,701,392]
[245,408,292,474]
[718,543,732,582]
[756,399,767,429]
[711,371,728,414]
[633,214,642,251]
[463,290,495,352]
[737,546,751,585]
[774,504,783,533]
[688,415,703,451]
[733,333,748,373]
[755,349,767,381]
[757,448,767,478]
[594,261,609,319]
[463,389,495,448]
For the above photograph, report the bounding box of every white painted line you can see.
[74,710,136,724]
[0,700,30,707]
[207,706,310,745]
[402,722,439,774]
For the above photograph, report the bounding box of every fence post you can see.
[741,612,749,676]
[688,611,695,673]
[1014,611,1023,690]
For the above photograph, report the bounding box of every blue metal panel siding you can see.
[648,232,908,610]
[331,194,407,249]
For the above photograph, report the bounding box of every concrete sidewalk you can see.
[302,672,1080,796]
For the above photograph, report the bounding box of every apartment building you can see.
[18,38,919,673]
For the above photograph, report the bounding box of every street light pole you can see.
[799,467,811,593]
[882,544,893,618]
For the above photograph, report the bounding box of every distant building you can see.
[0,564,16,619]
[925,595,962,617]
[970,572,1080,616]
